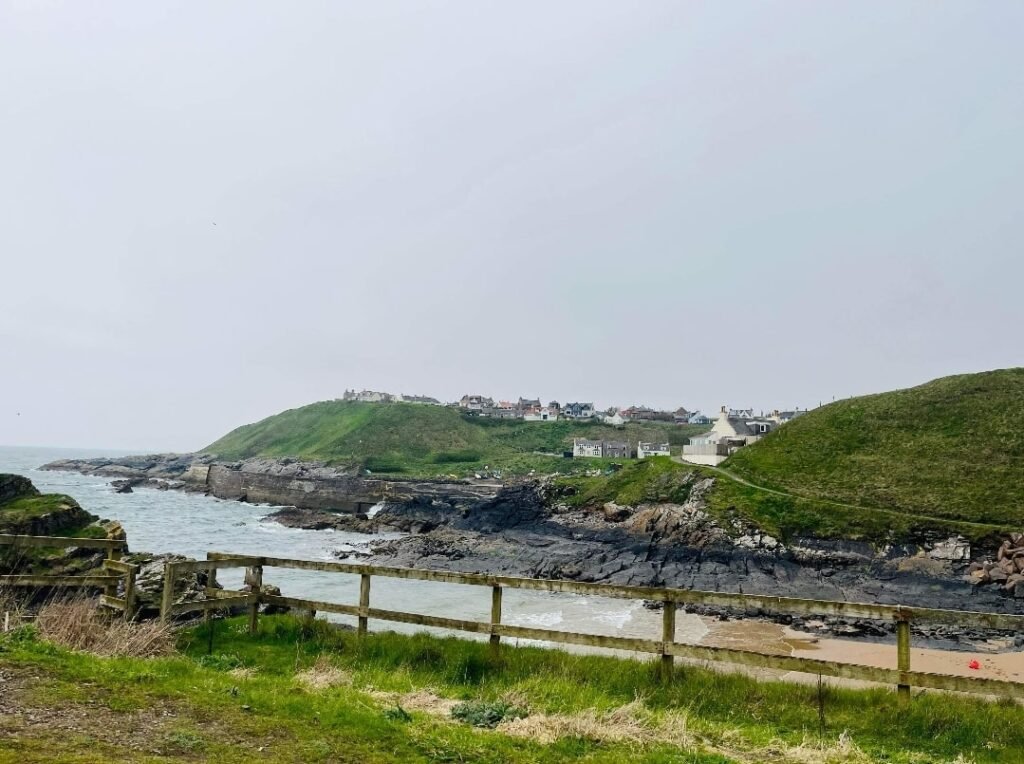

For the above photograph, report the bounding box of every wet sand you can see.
[695,618,1024,690]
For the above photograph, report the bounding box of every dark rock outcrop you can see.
[0,474,38,505]
[42,454,500,513]
[360,481,1024,641]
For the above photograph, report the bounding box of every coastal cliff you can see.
[41,454,500,512]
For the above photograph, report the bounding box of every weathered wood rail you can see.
[157,552,1024,700]
[0,534,138,619]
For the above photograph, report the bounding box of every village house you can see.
[459,394,495,413]
[482,401,518,419]
[681,407,776,466]
[572,438,632,459]
[601,410,626,425]
[343,389,394,403]
[563,402,596,419]
[523,405,559,421]
[673,407,692,424]
[637,441,671,459]
[621,405,674,422]
[399,394,441,405]
[515,397,542,416]
[687,411,713,425]
[769,409,806,424]
[603,441,631,459]
[572,438,604,458]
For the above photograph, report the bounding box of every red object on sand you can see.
[968,660,981,670]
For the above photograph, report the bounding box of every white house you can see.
[573,438,604,458]
[637,441,671,459]
[681,407,776,466]
[524,406,559,421]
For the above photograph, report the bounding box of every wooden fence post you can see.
[896,608,911,701]
[160,562,178,623]
[206,555,219,594]
[358,573,371,636]
[490,585,503,657]
[662,601,676,681]
[247,565,263,635]
[123,565,137,621]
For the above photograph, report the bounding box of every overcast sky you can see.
[2,1,1022,452]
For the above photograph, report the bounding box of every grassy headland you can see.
[724,368,1024,528]
[204,401,703,477]
[1,612,1020,763]
[559,457,1012,545]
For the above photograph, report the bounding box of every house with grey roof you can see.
[681,407,776,465]
[637,441,671,458]
[572,438,632,459]
[563,402,595,419]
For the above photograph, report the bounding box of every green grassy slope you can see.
[204,401,703,476]
[2,614,1021,762]
[724,368,1024,529]
[558,457,1007,544]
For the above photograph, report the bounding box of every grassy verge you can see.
[1,613,1022,762]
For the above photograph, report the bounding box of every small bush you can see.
[197,653,245,671]
[451,700,527,728]
[163,730,206,753]
[383,705,413,723]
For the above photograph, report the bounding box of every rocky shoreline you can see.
[277,479,1022,646]
[37,455,1024,645]
[41,453,500,512]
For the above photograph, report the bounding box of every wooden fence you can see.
[0,533,138,619]
[156,552,1024,700]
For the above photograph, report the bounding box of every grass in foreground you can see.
[1,612,1022,763]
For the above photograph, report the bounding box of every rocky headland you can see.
[41,453,500,512]
[292,477,1022,645]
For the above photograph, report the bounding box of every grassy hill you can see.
[723,368,1024,530]
[204,401,705,476]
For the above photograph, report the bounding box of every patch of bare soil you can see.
[0,664,263,759]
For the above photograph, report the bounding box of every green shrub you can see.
[451,700,527,728]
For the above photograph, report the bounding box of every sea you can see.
[0,445,707,647]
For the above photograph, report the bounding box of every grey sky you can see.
[2,1,1023,452]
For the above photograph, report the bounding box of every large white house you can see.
[681,407,776,466]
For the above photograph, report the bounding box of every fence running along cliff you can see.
[0,533,138,619]
[158,552,1024,700]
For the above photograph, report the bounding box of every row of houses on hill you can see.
[572,439,671,459]
[342,389,442,405]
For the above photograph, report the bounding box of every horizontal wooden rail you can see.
[207,553,1024,631]
[167,552,1024,699]
[0,533,127,551]
[0,574,122,587]
[170,594,256,617]
[244,589,1024,700]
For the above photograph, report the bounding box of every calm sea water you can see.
[0,445,706,646]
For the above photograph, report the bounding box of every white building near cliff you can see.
[681,407,776,466]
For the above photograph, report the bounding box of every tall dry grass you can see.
[33,594,175,658]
